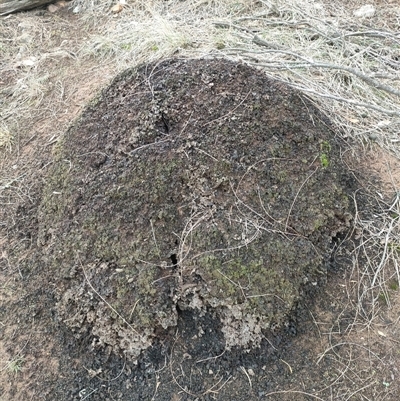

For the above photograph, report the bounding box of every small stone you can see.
[353,5,375,18]
[18,57,37,67]
[47,4,59,13]
[111,3,123,13]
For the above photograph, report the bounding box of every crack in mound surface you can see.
[38,58,354,360]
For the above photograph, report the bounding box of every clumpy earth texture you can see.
[38,58,353,361]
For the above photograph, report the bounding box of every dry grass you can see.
[1,0,400,399]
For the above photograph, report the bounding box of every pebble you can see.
[353,5,376,18]
[47,4,59,13]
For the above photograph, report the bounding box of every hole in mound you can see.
[170,253,178,268]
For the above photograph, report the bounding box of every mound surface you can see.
[38,58,353,360]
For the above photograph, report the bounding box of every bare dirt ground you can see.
[1,1,400,400]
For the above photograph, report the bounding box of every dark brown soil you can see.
[37,58,354,357]
[2,58,397,401]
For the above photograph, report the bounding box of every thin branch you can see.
[249,39,400,98]
[263,390,326,400]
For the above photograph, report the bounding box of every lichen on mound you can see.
[38,58,353,359]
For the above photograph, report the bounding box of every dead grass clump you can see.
[0,122,13,152]
[312,170,400,399]
[351,195,400,320]
[73,0,262,67]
